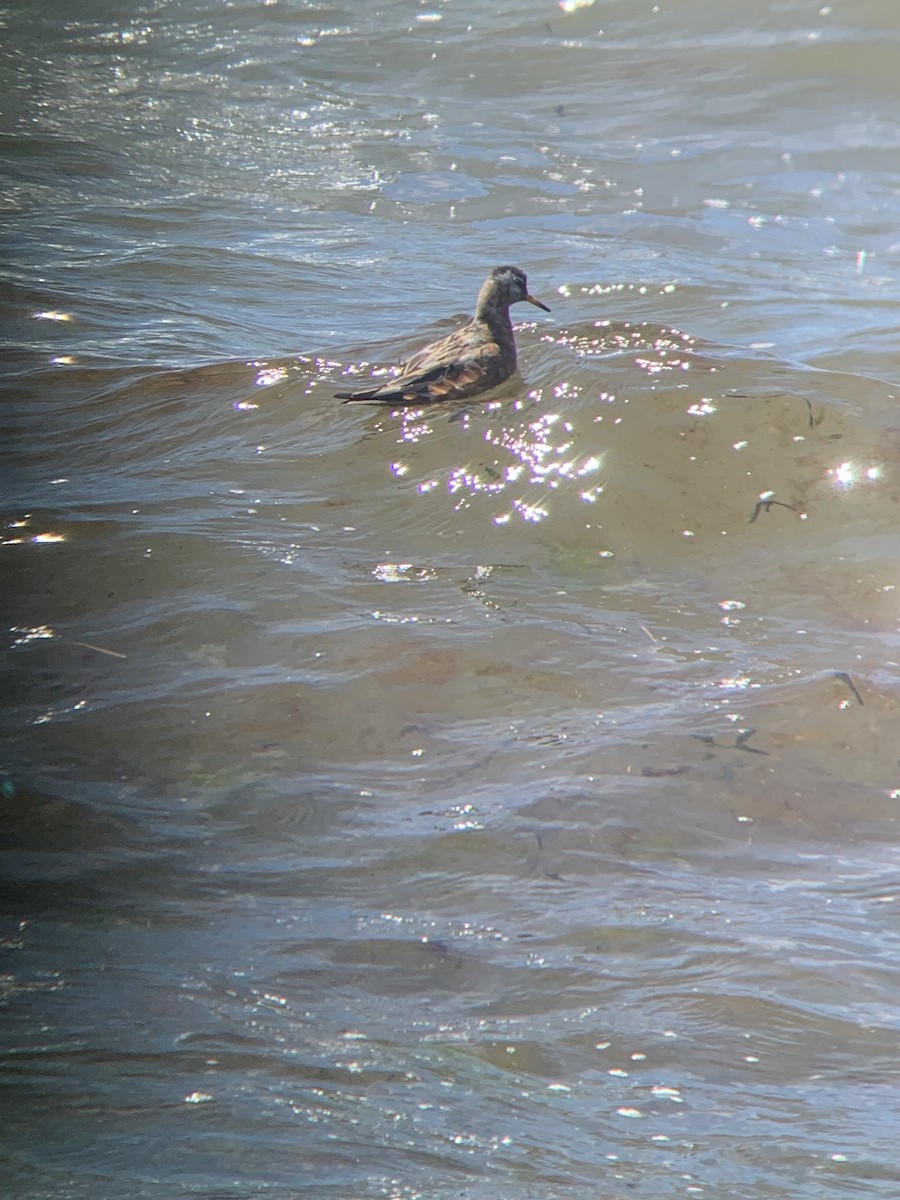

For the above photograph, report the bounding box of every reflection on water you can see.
[4,0,900,1196]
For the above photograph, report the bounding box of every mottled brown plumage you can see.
[335,265,551,405]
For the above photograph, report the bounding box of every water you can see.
[4,0,900,1196]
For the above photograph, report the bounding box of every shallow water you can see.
[4,1,900,1197]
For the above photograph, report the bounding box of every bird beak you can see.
[526,294,551,313]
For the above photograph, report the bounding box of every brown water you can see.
[4,1,900,1197]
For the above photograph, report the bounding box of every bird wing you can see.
[338,322,506,404]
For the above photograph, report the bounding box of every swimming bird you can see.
[335,264,551,405]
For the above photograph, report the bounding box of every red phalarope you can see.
[335,265,551,405]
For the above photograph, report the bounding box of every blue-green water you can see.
[4,1,900,1196]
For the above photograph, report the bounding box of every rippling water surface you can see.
[4,1,900,1196]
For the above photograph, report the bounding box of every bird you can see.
[335,264,551,405]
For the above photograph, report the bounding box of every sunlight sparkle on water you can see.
[513,499,548,523]
[373,562,414,583]
[828,460,880,487]
[448,467,504,497]
[834,461,854,485]
[11,625,55,646]
[399,412,432,443]
[255,366,288,386]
